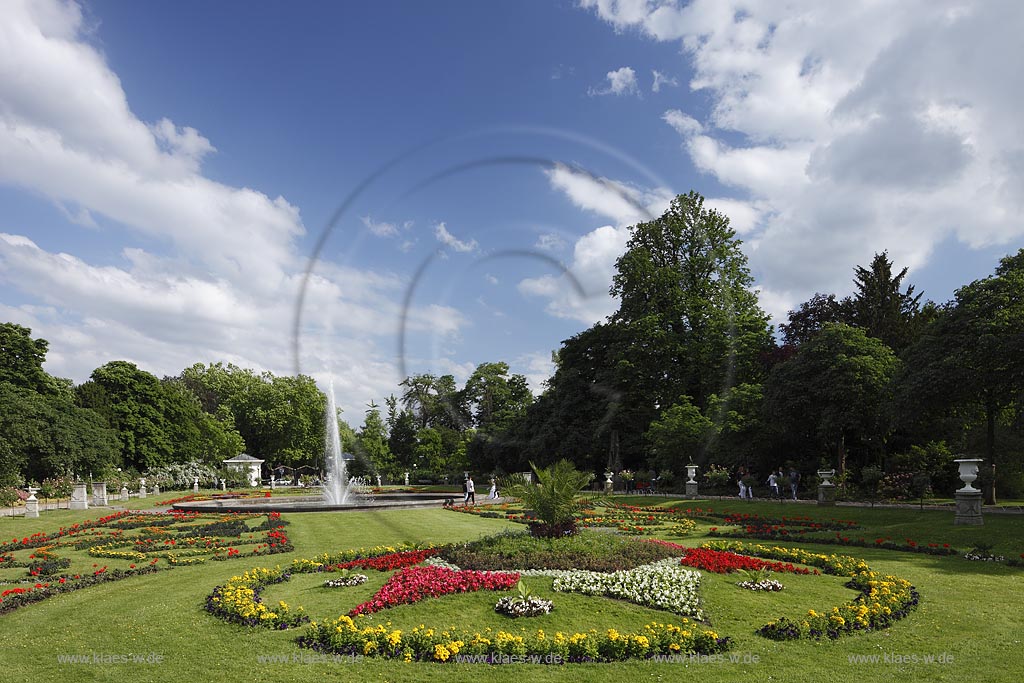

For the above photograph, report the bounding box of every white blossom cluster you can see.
[323,574,368,588]
[494,596,554,618]
[422,557,462,571]
[737,578,784,592]
[551,559,703,618]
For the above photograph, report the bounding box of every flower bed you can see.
[324,574,368,588]
[298,616,730,663]
[700,541,919,640]
[494,595,553,618]
[551,560,704,618]
[204,567,308,629]
[678,548,817,575]
[349,565,520,616]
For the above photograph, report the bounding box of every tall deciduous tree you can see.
[899,250,1024,495]
[764,323,900,474]
[0,323,57,394]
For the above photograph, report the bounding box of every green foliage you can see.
[0,323,56,394]
[499,459,593,535]
[645,396,713,471]
[764,323,900,473]
[439,529,684,571]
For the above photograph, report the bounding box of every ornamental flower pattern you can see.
[551,560,704,618]
[349,565,520,616]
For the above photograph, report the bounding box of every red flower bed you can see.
[679,548,817,575]
[334,549,439,572]
[349,565,519,616]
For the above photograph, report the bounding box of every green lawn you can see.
[1,501,1022,682]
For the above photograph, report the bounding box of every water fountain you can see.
[170,380,449,513]
[323,381,350,505]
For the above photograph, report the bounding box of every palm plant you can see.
[500,460,594,538]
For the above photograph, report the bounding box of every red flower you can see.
[349,565,519,616]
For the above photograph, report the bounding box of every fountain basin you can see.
[171,492,453,513]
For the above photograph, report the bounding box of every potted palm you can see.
[500,460,594,538]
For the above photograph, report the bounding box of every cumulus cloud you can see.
[0,0,467,416]
[581,0,1024,323]
[651,69,678,92]
[434,222,478,253]
[588,66,641,97]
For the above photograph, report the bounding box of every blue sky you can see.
[1,1,1022,420]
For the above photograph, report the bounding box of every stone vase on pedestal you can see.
[684,464,699,498]
[138,478,147,499]
[120,486,129,501]
[816,469,836,506]
[25,487,40,518]
[954,458,984,525]
[604,472,614,496]
[70,482,89,510]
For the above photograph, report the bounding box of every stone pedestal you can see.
[404,472,409,486]
[193,477,199,493]
[25,490,40,518]
[954,490,984,525]
[685,481,699,498]
[91,482,108,506]
[138,479,147,499]
[221,481,227,491]
[70,482,89,510]
[153,484,160,495]
[120,486,129,501]
[817,483,836,506]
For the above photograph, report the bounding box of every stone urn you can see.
[817,469,836,486]
[954,458,983,492]
[685,464,699,484]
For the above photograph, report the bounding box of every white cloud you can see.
[434,222,478,253]
[544,163,672,226]
[0,0,468,417]
[583,0,1024,316]
[651,69,678,92]
[521,165,678,323]
[535,233,568,252]
[588,66,641,97]
[485,274,499,285]
[513,350,557,396]
[360,216,399,237]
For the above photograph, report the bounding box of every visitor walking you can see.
[462,478,469,505]
[788,467,800,500]
[736,466,748,499]
[767,471,780,499]
[488,478,498,499]
[466,476,476,505]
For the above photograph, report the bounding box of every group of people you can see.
[459,476,500,506]
[735,466,801,500]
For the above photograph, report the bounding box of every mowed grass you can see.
[0,502,1022,682]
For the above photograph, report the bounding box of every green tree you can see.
[780,293,853,347]
[644,396,713,472]
[764,323,900,474]
[899,250,1024,499]
[850,252,924,353]
[357,402,393,474]
[610,190,773,411]
[78,361,174,471]
[461,362,533,432]
[0,323,56,394]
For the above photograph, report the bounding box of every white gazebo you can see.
[223,454,265,487]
